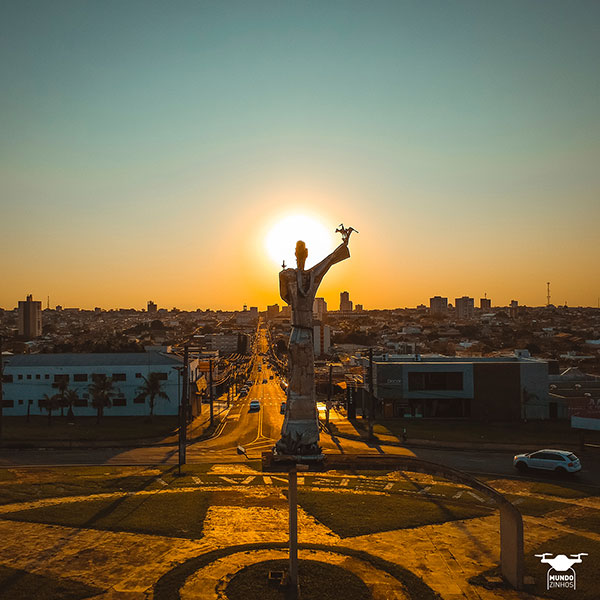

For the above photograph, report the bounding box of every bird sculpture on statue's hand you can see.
[335,223,358,245]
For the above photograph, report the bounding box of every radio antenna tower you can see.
[546,282,550,307]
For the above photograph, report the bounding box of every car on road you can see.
[249,400,260,411]
[280,401,286,414]
[239,389,247,397]
[513,449,581,474]
[262,378,267,384]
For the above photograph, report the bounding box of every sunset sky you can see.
[2,1,599,311]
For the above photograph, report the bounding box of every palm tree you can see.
[62,388,79,422]
[52,378,69,417]
[137,372,169,419]
[88,375,115,424]
[40,393,60,426]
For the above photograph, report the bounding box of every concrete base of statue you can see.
[275,419,321,456]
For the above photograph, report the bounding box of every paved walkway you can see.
[0,465,597,599]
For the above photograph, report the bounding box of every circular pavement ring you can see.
[153,543,440,600]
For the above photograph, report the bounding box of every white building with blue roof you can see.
[1,351,192,417]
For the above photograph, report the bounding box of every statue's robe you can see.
[276,243,350,455]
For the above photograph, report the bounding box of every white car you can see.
[513,449,581,474]
[249,400,260,411]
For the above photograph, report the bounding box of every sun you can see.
[265,215,335,268]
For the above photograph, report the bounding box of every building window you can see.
[135,373,142,378]
[2,400,13,408]
[73,374,88,382]
[18,375,23,380]
[408,371,464,391]
[2,375,13,383]
[112,373,126,382]
[133,395,145,404]
[36,374,40,380]
[82,393,89,399]
[54,374,69,383]
[45,374,49,379]
[18,400,23,405]
[27,374,31,380]
[113,398,126,407]
[156,373,168,380]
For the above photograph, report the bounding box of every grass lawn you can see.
[0,465,182,505]
[225,559,371,600]
[0,565,102,600]
[2,415,179,442]
[525,533,599,599]
[368,419,600,446]
[297,490,492,537]
[502,495,569,517]
[2,489,212,539]
[562,510,600,535]
[527,481,598,499]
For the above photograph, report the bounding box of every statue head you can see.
[295,240,308,270]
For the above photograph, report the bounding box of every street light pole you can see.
[209,358,214,427]
[368,348,374,439]
[178,345,189,473]
[0,335,3,445]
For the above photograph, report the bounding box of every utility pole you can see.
[368,348,374,439]
[178,345,189,473]
[0,335,3,445]
[326,363,332,427]
[209,358,214,427]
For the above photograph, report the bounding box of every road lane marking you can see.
[263,476,272,485]
[192,477,202,485]
[340,478,349,486]
[453,491,463,499]
[157,478,168,487]
[418,486,431,494]
[384,483,394,490]
[242,476,255,485]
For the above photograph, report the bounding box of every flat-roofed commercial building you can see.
[1,351,199,417]
[372,355,549,420]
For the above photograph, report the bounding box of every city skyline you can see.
[1,2,599,310]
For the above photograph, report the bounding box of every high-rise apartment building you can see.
[480,297,492,311]
[313,297,327,321]
[18,295,42,339]
[455,296,475,320]
[147,300,157,313]
[430,296,448,315]
[266,304,280,320]
[510,300,519,319]
[340,291,353,313]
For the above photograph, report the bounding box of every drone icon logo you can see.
[535,553,588,590]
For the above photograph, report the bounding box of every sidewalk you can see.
[325,408,598,453]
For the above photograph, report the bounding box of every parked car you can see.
[239,389,247,397]
[513,449,581,474]
[280,401,286,414]
[249,400,260,411]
